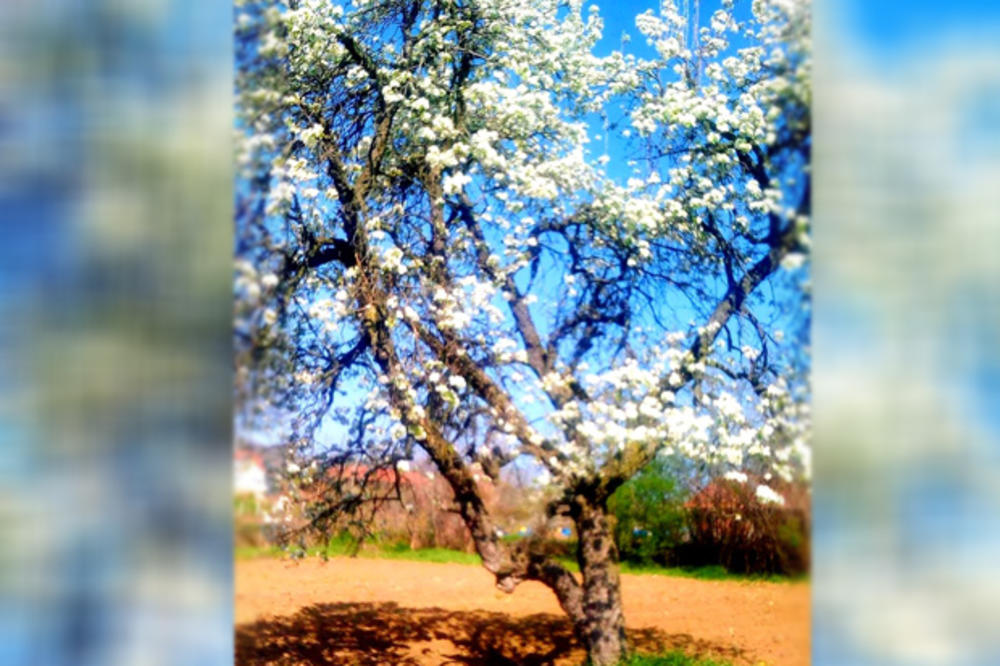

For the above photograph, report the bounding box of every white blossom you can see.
[755,484,785,505]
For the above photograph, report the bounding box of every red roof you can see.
[324,464,435,490]
[322,463,493,491]
[234,449,265,468]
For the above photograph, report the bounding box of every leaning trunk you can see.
[576,500,627,665]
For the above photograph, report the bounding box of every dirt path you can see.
[235,557,809,665]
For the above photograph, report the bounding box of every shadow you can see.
[235,602,748,665]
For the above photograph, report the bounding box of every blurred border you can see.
[1,0,999,664]
[0,1,234,664]
[813,0,1000,663]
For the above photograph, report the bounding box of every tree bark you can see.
[575,498,628,666]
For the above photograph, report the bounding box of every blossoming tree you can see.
[235,0,810,662]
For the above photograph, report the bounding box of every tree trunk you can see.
[576,500,627,666]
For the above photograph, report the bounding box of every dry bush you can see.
[681,478,810,576]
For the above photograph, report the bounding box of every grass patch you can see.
[619,650,733,665]
[235,545,283,559]
[377,546,482,565]
[619,562,805,583]
[235,537,482,566]
[235,540,805,583]
[550,557,804,583]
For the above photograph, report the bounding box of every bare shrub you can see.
[682,478,810,576]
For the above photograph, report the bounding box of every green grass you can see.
[236,536,483,566]
[547,556,804,584]
[235,544,284,559]
[618,562,806,583]
[235,539,805,583]
[618,651,733,666]
[372,541,482,565]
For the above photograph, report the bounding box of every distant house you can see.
[234,450,269,498]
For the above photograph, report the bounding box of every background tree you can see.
[234,0,810,663]
[607,456,688,566]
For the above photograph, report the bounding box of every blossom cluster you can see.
[234,0,812,504]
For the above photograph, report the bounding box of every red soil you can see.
[235,557,809,665]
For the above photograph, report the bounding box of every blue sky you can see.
[838,0,1000,55]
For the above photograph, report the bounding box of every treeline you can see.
[608,460,810,577]
[234,459,809,577]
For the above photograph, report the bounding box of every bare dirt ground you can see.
[235,557,809,665]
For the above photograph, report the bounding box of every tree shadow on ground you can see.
[235,602,748,665]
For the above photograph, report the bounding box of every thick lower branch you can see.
[353,269,580,622]
[341,200,589,637]
[491,540,585,626]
